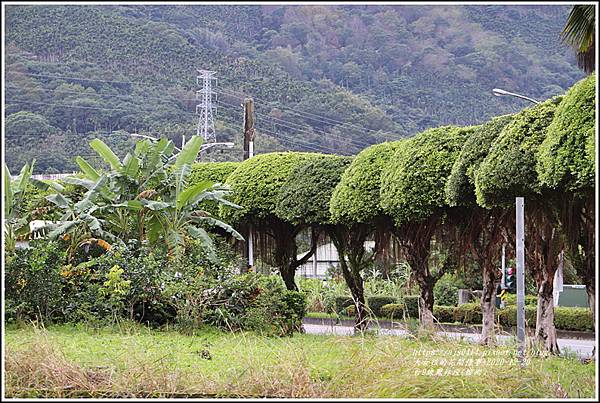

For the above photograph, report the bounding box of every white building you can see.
[296,241,375,278]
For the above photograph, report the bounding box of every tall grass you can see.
[4,323,595,398]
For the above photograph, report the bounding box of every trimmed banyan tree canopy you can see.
[380,126,475,226]
[275,155,353,226]
[537,73,596,193]
[475,97,562,208]
[221,152,323,223]
[330,141,405,224]
[189,161,240,184]
[445,115,514,207]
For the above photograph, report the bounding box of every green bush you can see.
[402,295,420,318]
[452,303,483,323]
[4,240,67,323]
[433,273,466,306]
[504,294,537,306]
[496,305,537,328]
[367,296,398,317]
[334,296,354,314]
[380,303,405,319]
[433,305,455,323]
[554,307,593,331]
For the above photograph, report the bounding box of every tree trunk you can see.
[586,283,595,323]
[418,278,435,329]
[280,265,299,291]
[535,281,560,354]
[340,258,367,333]
[480,264,500,345]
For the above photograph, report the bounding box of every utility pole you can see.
[243,98,255,272]
[196,69,217,145]
[515,197,526,366]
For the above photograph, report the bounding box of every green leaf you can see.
[192,216,244,241]
[30,178,65,193]
[176,180,214,210]
[187,225,217,262]
[122,153,140,178]
[4,164,13,217]
[75,156,101,181]
[47,220,78,240]
[45,193,71,209]
[61,176,97,190]
[140,200,172,211]
[174,135,203,171]
[90,139,122,170]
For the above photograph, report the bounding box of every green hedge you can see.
[504,294,537,306]
[380,303,405,319]
[431,303,593,332]
[403,295,420,318]
[367,296,397,317]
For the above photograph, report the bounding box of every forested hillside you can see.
[4,4,584,173]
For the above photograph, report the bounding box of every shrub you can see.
[380,303,405,319]
[433,305,455,323]
[433,273,466,306]
[450,302,482,323]
[554,307,593,331]
[367,296,398,317]
[497,306,537,328]
[402,295,420,318]
[334,296,354,314]
[4,240,67,323]
[504,294,537,306]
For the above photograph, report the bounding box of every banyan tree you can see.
[445,115,514,345]
[537,73,596,320]
[329,141,404,332]
[221,152,323,290]
[380,126,475,329]
[475,97,563,353]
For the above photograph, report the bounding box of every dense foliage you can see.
[189,161,240,218]
[380,126,474,225]
[275,155,352,225]
[330,141,404,224]
[537,73,596,193]
[4,5,585,173]
[222,152,322,223]
[475,97,562,208]
[445,115,514,207]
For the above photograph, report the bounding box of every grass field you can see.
[3,322,596,398]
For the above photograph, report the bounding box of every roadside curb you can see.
[302,317,596,340]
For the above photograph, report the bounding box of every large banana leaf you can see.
[46,193,71,209]
[90,139,123,171]
[4,164,13,217]
[30,178,65,193]
[122,153,141,178]
[191,216,244,240]
[174,135,203,171]
[176,180,214,210]
[187,225,217,262]
[47,220,79,240]
[75,156,100,181]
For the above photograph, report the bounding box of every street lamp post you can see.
[492,88,540,104]
[129,133,234,155]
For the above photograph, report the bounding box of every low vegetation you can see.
[4,324,595,398]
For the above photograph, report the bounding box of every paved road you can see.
[302,323,596,360]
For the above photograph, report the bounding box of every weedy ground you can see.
[3,321,595,398]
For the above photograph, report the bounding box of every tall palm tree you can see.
[561,5,596,74]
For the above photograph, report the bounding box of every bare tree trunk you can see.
[339,257,367,333]
[480,264,500,345]
[586,284,595,321]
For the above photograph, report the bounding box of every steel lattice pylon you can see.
[196,69,217,144]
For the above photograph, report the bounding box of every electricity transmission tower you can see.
[196,69,217,144]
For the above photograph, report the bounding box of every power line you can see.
[14,70,398,141]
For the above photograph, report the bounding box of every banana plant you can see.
[3,160,64,253]
[44,174,122,262]
[139,136,244,259]
[69,135,243,259]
